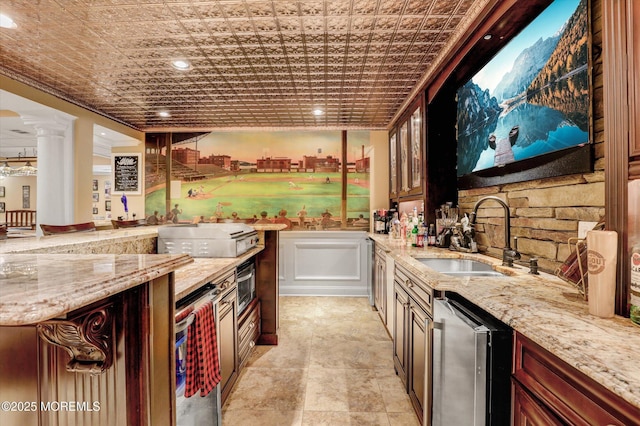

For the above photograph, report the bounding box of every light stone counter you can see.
[174,246,263,301]
[369,234,640,410]
[0,252,192,325]
[0,227,160,254]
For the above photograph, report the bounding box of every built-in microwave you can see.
[237,260,256,315]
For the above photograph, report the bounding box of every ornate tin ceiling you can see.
[0,0,488,131]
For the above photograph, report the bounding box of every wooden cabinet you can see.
[389,95,425,200]
[393,281,410,386]
[238,298,261,369]
[512,380,564,426]
[409,297,430,424]
[512,332,639,426]
[216,285,238,405]
[393,263,433,424]
[373,245,387,325]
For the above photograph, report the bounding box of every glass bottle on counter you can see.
[427,223,436,246]
[411,224,419,247]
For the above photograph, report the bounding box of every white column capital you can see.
[21,113,75,138]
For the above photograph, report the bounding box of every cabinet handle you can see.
[249,341,255,348]
[405,279,413,288]
[220,280,232,289]
[249,321,255,328]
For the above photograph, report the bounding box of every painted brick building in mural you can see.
[172,147,200,164]
[256,157,292,172]
[200,154,232,170]
[299,155,340,172]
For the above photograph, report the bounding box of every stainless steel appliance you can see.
[431,294,512,426]
[236,259,256,315]
[158,223,258,258]
[175,285,222,426]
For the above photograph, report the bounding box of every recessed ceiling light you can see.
[171,59,192,71]
[158,111,171,118]
[0,13,17,29]
[313,109,324,116]
[483,34,492,40]
[100,132,106,136]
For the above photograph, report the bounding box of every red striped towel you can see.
[184,301,222,397]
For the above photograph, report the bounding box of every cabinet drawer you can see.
[513,332,638,426]
[239,300,260,346]
[238,300,260,367]
[395,264,432,314]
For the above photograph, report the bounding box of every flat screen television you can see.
[456,0,591,188]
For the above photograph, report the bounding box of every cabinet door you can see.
[389,131,399,198]
[409,298,430,424]
[216,288,238,404]
[374,251,387,325]
[512,380,563,426]
[393,282,410,388]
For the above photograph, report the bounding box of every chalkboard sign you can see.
[113,154,141,194]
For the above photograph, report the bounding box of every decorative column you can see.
[22,113,75,236]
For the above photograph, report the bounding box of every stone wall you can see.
[458,0,604,274]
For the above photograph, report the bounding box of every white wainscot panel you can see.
[294,242,361,280]
[278,231,370,297]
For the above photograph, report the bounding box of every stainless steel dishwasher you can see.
[431,294,512,426]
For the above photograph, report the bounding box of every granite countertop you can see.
[369,234,640,410]
[0,227,160,254]
[0,253,192,326]
[174,246,263,301]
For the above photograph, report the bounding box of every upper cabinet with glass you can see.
[389,97,424,200]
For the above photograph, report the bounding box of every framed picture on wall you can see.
[93,207,99,215]
[0,186,4,197]
[105,200,111,211]
[22,186,30,209]
[92,179,99,191]
[93,192,99,202]
[0,202,4,213]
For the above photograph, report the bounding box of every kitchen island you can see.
[0,252,192,426]
[369,234,640,423]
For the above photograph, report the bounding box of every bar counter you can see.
[0,253,192,325]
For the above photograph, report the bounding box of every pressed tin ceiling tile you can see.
[0,0,490,130]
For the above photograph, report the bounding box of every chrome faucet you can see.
[469,196,521,267]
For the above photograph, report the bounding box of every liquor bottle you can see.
[411,224,419,247]
[427,223,436,246]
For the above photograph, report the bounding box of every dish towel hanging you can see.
[184,301,222,397]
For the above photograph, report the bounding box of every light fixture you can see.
[157,111,171,118]
[0,161,11,177]
[313,108,324,116]
[14,161,37,176]
[483,34,492,40]
[0,13,17,29]
[171,59,192,71]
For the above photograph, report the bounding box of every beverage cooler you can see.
[175,286,222,426]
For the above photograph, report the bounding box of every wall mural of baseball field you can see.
[145,130,371,230]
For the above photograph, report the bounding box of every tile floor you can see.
[222,296,420,425]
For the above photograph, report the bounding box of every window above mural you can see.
[145,130,371,231]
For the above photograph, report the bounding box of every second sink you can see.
[415,258,504,277]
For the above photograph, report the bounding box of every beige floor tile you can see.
[222,409,303,426]
[310,338,394,369]
[302,411,390,425]
[304,368,386,413]
[223,367,307,411]
[387,411,421,426]
[223,296,420,425]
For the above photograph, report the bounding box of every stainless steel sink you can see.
[415,258,504,277]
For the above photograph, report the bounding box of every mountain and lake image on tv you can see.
[456,0,589,179]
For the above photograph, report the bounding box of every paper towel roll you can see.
[586,230,618,318]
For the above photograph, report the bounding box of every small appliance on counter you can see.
[158,223,258,258]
